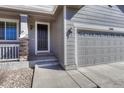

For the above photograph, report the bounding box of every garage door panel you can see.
[122,55,124,61]
[95,47,101,54]
[77,30,124,67]
[120,55,124,61]
[87,56,95,65]
[116,48,119,54]
[110,56,114,62]
[122,48,124,53]
[78,56,95,67]
[95,55,101,64]
[95,56,104,65]
[109,40,114,46]
[104,47,109,54]
[103,56,108,63]
[117,55,121,62]
[87,47,95,55]
[121,40,124,46]
[78,56,86,66]
[120,48,122,53]
[78,47,85,55]
[110,47,114,54]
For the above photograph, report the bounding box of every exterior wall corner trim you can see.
[64,5,67,66]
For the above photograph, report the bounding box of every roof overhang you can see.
[0,5,58,15]
[67,5,83,9]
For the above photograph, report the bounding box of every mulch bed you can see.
[0,68,33,88]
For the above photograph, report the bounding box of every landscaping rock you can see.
[0,68,33,88]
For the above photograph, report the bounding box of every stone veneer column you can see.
[19,14,29,61]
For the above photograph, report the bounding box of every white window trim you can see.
[35,21,50,55]
[0,18,19,42]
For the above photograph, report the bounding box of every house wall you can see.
[65,5,124,69]
[50,7,65,68]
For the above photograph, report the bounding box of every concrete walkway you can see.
[32,65,96,88]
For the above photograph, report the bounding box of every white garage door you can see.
[77,30,124,67]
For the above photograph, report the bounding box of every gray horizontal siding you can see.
[74,11,124,22]
[66,21,75,65]
[72,18,124,28]
[72,13,124,24]
[85,6,124,17]
[97,5,123,11]
[70,5,124,19]
[66,5,124,28]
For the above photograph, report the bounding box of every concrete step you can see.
[29,54,57,61]
[36,61,59,68]
[30,56,58,62]
[29,55,59,68]
[36,52,55,56]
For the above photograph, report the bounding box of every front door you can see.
[35,22,50,54]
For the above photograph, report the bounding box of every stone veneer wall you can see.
[19,38,29,61]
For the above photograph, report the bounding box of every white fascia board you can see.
[52,5,58,14]
[0,5,58,15]
[74,23,124,33]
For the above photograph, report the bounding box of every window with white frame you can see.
[0,20,18,40]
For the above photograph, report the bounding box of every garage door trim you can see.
[74,23,124,33]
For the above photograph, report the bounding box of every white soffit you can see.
[0,5,58,14]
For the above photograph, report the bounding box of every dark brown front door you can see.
[37,23,49,52]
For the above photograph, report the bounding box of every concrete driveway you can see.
[32,64,97,88]
[78,62,124,88]
[32,62,124,88]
